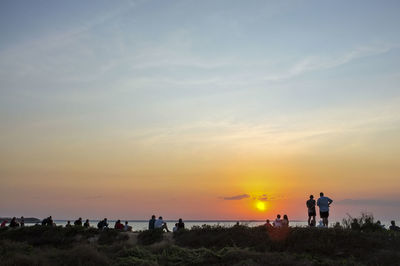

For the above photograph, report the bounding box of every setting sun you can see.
[256,201,266,211]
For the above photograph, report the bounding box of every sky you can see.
[1,0,400,222]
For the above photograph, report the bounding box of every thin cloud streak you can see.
[263,45,395,82]
[222,194,250,200]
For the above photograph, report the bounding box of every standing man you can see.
[317,192,333,227]
[306,195,316,226]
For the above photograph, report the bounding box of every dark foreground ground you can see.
[1,223,400,266]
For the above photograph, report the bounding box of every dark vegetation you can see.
[137,228,164,245]
[1,215,400,265]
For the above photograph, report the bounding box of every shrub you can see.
[98,229,128,245]
[173,224,272,250]
[50,244,109,266]
[113,246,158,266]
[342,213,385,232]
[137,229,164,245]
[0,225,98,247]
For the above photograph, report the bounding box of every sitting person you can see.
[74,217,83,226]
[389,221,400,231]
[177,218,185,231]
[20,216,25,227]
[66,221,72,227]
[42,216,53,226]
[9,217,19,228]
[282,215,289,227]
[351,218,361,231]
[376,220,385,229]
[273,214,282,228]
[114,219,124,230]
[97,218,108,230]
[154,216,170,232]
[84,219,90,228]
[148,215,156,230]
[173,223,178,232]
[264,219,273,230]
[124,221,132,231]
[1,220,8,228]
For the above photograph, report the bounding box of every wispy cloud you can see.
[117,96,400,155]
[263,44,395,82]
[222,194,250,200]
[253,194,268,201]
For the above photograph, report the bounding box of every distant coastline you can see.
[0,217,40,223]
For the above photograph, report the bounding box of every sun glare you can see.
[256,201,266,211]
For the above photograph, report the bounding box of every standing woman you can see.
[282,215,289,227]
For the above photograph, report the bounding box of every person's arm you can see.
[317,199,320,207]
[328,198,333,206]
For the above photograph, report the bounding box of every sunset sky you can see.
[1,0,400,221]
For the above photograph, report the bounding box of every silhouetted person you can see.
[149,215,156,230]
[97,218,108,230]
[390,221,400,231]
[42,216,53,226]
[177,218,185,230]
[351,218,361,231]
[273,214,282,227]
[20,216,25,227]
[317,192,333,227]
[282,215,289,227]
[376,220,385,229]
[74,217,82,226]
[306,195,316,226]
[1,220,7,228]
[66,221,72,227]
[155,216,170,232]
[124,221,132,231]
[9,217,19,228]
[114,219,124,230]
[84,219,90,228]
[264,219,273,230]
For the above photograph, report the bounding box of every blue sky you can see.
[1,0,400,219]
[1,0,399,149]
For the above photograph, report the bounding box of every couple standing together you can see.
[306,192,333,227]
